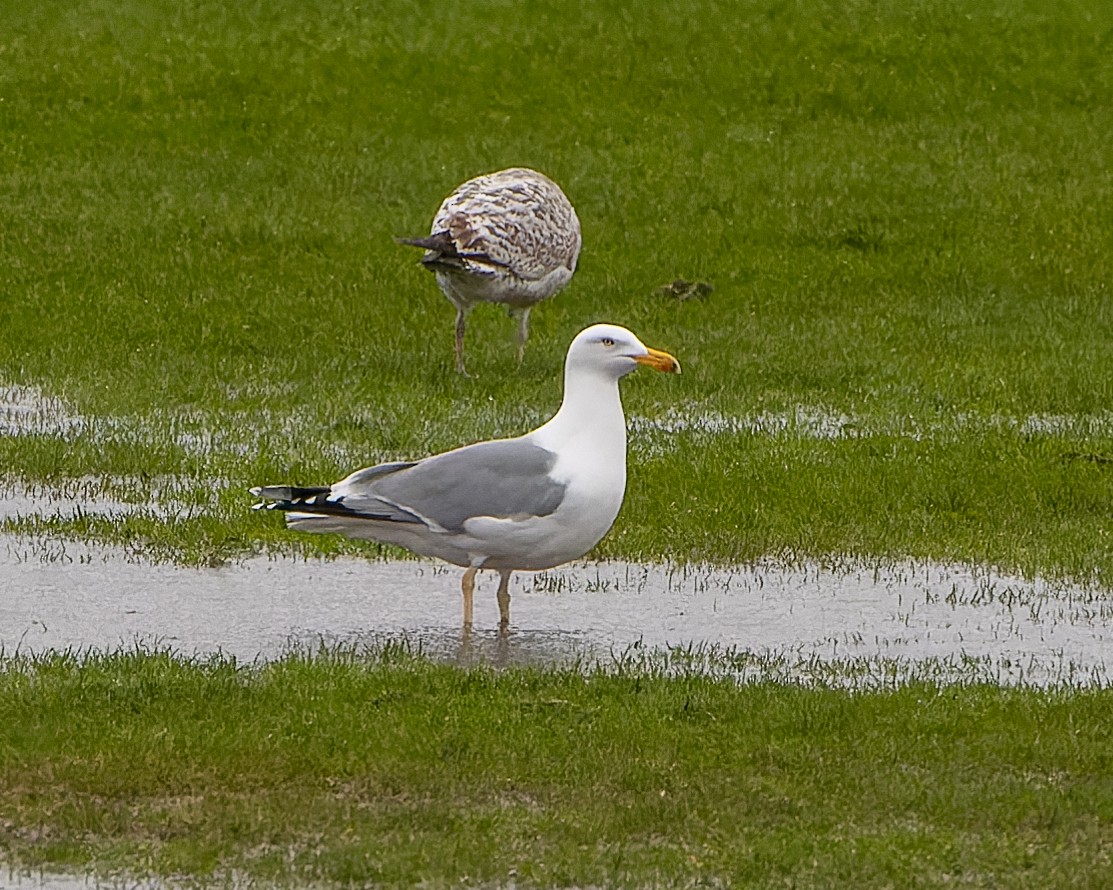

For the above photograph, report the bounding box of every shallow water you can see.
[2,532,1109,686]
[3,870,266,890]
[4,872,167,890]
[0,383,85,438]
[0,479,204,523]
[631,404,1113,441]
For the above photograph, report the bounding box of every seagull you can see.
[398,167,581,375]
[251,323,679,629]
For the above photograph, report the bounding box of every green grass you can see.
[4,2,1113,885]
[2,648,1112,888]
[2,0,1113,579]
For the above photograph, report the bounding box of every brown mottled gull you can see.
[251,324,679,629]
[399,167,581,375]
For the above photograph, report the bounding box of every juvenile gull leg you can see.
[462,566,478,628]
[496,570,513,629]
[512,307,531,364]
[454,306,469,375]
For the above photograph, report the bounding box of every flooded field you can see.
[3,530,1109,687]
[4,390,1113,687]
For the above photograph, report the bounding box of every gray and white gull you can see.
[251,324,679,628]
[399,167,581,374]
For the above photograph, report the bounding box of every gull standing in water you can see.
[251,324,679,629]
[399,167,581,375]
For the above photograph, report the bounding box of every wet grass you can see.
[3,2,1113,884]
[2,647,1112,888]
[1,0,1113,582]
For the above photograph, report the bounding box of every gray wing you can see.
[345,439,566,533]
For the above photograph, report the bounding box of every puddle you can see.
[1,480,141,523]
[1,534,1109,687]
[2,869,254,890]
[631,405,1113,442]
[0,479,210,523]
[4,872,168,890]
[0,383,86,438]
[632,406,859,440]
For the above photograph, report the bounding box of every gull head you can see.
[565,323,681,380]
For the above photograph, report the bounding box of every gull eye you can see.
[601,337,615,347]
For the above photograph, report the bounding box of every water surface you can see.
[3,533,1108,686]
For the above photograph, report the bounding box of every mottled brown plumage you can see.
[400,167,581,374]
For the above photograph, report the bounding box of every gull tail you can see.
[396,232,470,272]
[250,485,424,525]
[396,233,506,275]
[250,485,330,510]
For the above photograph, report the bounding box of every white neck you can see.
[530,364,628,459]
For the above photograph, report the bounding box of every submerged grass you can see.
[2,647,1112,887]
